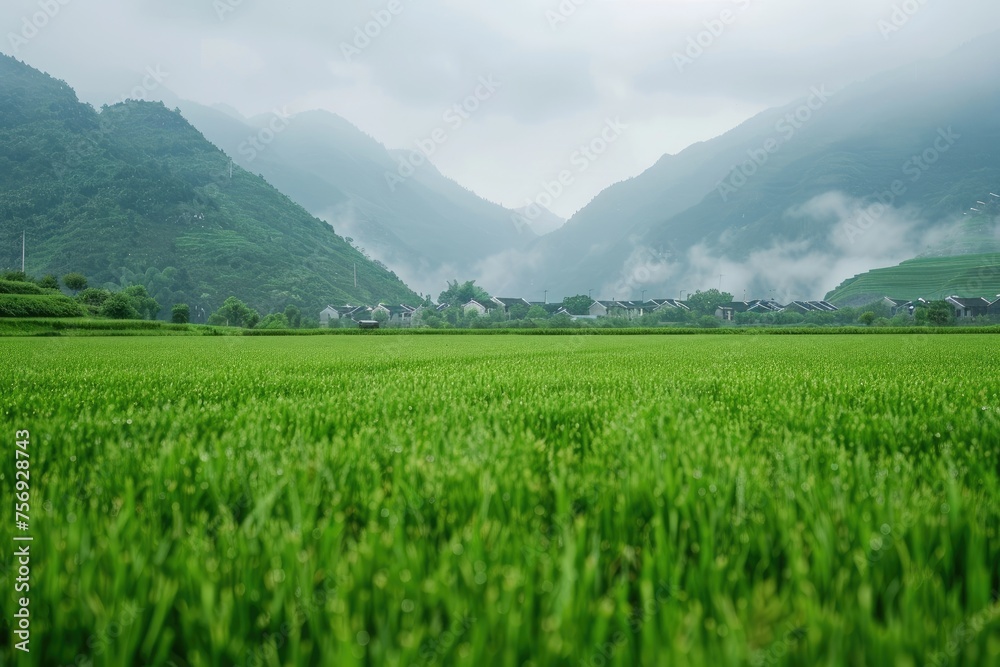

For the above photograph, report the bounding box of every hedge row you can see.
[0,279,46,295]
[0,294,85,318]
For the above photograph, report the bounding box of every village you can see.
[319,294,1000,327]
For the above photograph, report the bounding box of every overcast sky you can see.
[3,0,997,218]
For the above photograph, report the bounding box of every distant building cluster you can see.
[883,296,1000,319]
[320,296,844,326]
[319,294,1000,327]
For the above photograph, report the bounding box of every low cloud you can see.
[685,191,955,301]
[602,191,961,303]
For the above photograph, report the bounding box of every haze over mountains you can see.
[166,31,1000,304]
[2,25,999,312]
[519,32,1000,302]
[174,100,542,296]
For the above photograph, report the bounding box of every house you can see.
[320,304,367,327]
[989,298,1000,317]
[589,300,635,318]
[883,297,910,316]
[372,304,416,325]
[945,296,990,319]
[654,299,692,313]
[463,299,494,316]
[884,298,928,317]
[715,300,784,321]
[319,305,340,327]
[781,301,839,315]
[492,297,532,315]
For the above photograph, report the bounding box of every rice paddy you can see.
[1,334,999,666]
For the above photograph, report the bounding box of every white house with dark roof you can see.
[946,296,991,319]
[463,299,494,316]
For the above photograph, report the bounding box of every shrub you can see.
[0,279,45,295]
[63,272,88,293]
[0,294,85,317]
[77,288,113,307]
[99,293,140,320]
[171,304,190,324]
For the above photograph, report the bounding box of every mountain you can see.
[521,32,1000,302]
[0,54,418,318]
[514,205,566,236]
[174,101,535,296]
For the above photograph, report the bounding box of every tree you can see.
[171,304,190,324]
[123,285,161,320]
[99,293,139,320]
[2,271,30,282]
[208,297,260,328]
[925,301,954,326]
[283,305,301,328]
[63,273,87,294]
[858,311,876,326]
[526,305,549,319]
[77,288,112,308]
[686,289,733,316]
[562,295,592,316]
[258,313,290,329]
[37,274,59,290]
[698,315,721,328]
[438,280,491,307]
[508,303,529,320]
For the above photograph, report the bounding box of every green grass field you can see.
[1,335,999,666]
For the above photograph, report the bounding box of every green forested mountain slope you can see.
[0,54,418,318]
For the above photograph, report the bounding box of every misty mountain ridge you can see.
[501,31,1000,302]
[170,100,536,297]
[0,54,418,316]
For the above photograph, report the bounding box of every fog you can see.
[2,0,996,218]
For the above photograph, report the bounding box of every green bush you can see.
[0,294,85,317]
[0,279,45,295]
[171,304,190,324]
[99,293,140,320]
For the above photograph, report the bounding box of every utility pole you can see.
[718,274,725,291]
[543,290,548,304]
[21,231,25,274]
[641,289,646,303]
